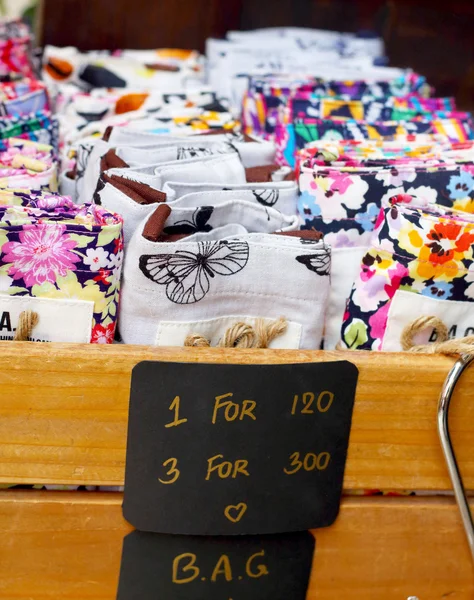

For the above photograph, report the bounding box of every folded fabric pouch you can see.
[0,19,34,79]
[0,138,58,192]
[78,144,246,204]
[0,198,123,343]
[288,94,433,123]
[136,108,238,132]
[278,116,474,167]
[0,111,59,154]
[54,86,217,128]
[57,100,238,157]
[119,205,329,348]
[340,203,474,351]
[162,179,299,215]
[243,73,429,137]
[112,139,237,167]
[74,134,239,202]
[290,93,464,124]
[298,138,474,165]
[43,45,204,90]
[95,171,298,246]
[0,79,49,117]
[299,161,474,249]
[105,126,276,168]
[299,147,474,350]
[77,139,291,204]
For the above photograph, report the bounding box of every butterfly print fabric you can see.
[162,180,299,215]
[139,240,250,304]
[77,130,278,205]
[105,127,276,169]
[78,142,247,205]
[162,206,214,235]
[119,207,330,348]
[295,248,331,276]
[95,172,299,247]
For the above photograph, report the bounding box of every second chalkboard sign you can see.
[123,361,358,535]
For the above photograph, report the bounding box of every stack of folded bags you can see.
[0,18,126,345]
[0,18,35,79]
[211,27,474,353]
[298,138,474,348]
[0,20,473,354]
[231,27,473,168]
[69,123,327,349]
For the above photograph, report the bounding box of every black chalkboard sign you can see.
[123,361,358,535]
[117,530,315,600]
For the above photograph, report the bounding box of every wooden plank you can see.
[0,490,472,599]
[0,342,472,490]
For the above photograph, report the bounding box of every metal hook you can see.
[437,353,474,563]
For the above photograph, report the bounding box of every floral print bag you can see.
[0,194,123,343]
[340,203,474,351]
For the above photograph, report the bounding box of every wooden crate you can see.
[0,341,473,598]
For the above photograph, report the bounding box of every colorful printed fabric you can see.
[340,203,474,351]
[299,159,474,249]
[0,188,63,206]
[0,197,123,343]
[297,139,474,165]
[0,19,34,79]
[0,111,59,154]
[392,95,456,113]
[0,138,58,192]
[278,116,474,167]
[43,46,204,90]
[55,86,225,143]
[289,95,432,123]
[0,79,49,117]
[242,73,431,136]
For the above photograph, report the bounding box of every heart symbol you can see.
[224,503,247,523]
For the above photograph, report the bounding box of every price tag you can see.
[123,361,358,535]
[117,530,315,600]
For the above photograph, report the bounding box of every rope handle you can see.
[401,316,474,356]
[13,310,39,342]
[185,317,288,349]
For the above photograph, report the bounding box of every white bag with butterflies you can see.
[78,139,244,205]
[106,126,277,168]
[95,169,299,246]
[119,207,331,349]
[162,179,298,216]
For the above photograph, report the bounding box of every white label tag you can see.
[156,315,302,348]
[0,295,94,343]
[383,289,474,351]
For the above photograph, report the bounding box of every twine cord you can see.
[218,322,255,348]
[401,316,474,356]
[13,310,39,341]
[254,316,288,348]
[183,333,211,348]
[184,317,288,349]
